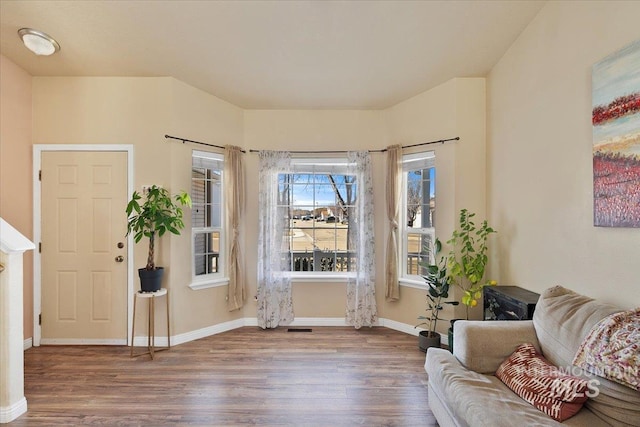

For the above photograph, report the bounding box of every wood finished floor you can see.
[14,327,437,426]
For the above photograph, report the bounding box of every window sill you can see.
[399,277,427,290]
[189,277,229,290]
[289,273,355,283]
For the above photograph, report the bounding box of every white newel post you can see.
[0,218,35,424]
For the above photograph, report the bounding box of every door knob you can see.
[115,255,124,263]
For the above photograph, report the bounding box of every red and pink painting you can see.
[592,39,640,227]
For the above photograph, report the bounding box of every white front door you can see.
[40,151,128,344]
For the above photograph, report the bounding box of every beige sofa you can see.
[425,286,640,426]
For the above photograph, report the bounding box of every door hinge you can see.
[39,242,42,253]
[39,170,42,181]
[39,314,42,325]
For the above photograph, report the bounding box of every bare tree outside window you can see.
[404,165,435,277]
[192,151,224,279]
[406,172,422,227]
[279,170,357,273]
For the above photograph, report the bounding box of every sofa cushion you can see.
[425,347,609,427]
[496,343,589,421]
[453,320,540,374]
[533,286,621,368]
[533,286,640,426]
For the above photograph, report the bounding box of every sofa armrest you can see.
[453,320,540,374]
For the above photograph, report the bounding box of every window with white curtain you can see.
[279,158,357,277]
[257,150,375,328]
[191,150,225,284]
[400,151,436,284]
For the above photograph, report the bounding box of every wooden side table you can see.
[130,288,170,360]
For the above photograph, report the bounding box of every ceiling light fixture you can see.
[18,28,60,56]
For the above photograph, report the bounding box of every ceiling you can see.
[0,0,545,109]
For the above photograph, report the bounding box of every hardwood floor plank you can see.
[14,327,437,426]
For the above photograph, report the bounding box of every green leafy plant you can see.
[126,185,191,270]
[416,238,459,336]
[446,209,497,319]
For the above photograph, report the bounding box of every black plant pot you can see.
[138,267,164,293]
[418,330,441,353]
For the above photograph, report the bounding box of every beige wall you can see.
[243,80,486,331]
[242,110,389,319]
[32,76,175,337]
[31,76,245,337]
[386,78,487,331]
[0,55,33,340]
[9,0,637,344]
[15,72,486,341]
[167,78,245,333]
[487,1,640,308]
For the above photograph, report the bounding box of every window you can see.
[279,159,357,275]
[400,151,436,283]
[191,150,225,285]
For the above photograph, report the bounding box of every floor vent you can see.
[287,328,312,333]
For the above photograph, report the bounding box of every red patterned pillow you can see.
[496,343,589,422]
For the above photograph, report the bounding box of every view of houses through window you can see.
[279,160,356,273]
[402,151,436,279]
[276,153,434,278]
[189,152,434,280]
[192,151,224,279]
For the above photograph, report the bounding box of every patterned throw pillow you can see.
[496,343,589,422]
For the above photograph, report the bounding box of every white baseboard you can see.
[379,318,420,336]
[288,317,350,327]
[382,319,448,345]
[40,338,127,345]
[0,397,27,424]
[131,317,417,347]
[34,318,420,349]
[170,317,246,346]
[23,338,32,351]
[132,317,247,348]
[243,317,258,327]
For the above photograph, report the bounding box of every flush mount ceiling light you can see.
[18,28,60,56]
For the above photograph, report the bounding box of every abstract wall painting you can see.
[592,39,640,228]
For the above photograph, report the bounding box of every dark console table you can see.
[484,286,540,320]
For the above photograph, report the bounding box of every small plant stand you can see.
[130,288,170,360]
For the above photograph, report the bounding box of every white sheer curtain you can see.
[345,151,378,328]
[257,151,294,328]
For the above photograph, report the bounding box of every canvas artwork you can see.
[592,39,640,227]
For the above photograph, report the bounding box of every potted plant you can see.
[416,238,458,352]
[445,208,497,350]
[126,185,191,292]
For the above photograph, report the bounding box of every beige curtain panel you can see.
[225,145,246,311]
[385,144,402,302]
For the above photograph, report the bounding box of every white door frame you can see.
[33,144,134,346]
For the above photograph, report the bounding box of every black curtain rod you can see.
[399,136,459,151]
[248,136,460,154]
[164,134,247,153]
[249,149,374,154]
[166,134,458,154]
